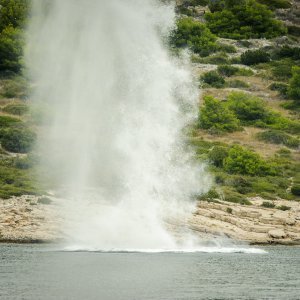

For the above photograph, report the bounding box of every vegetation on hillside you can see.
[0,0,299,204]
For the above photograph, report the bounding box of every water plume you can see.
[27,0,211,250]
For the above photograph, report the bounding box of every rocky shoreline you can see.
[190,198,300,245]
[0,196,63,244]
[1,196,300,245]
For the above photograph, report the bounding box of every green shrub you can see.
[257,0,292,9]
[227,79,249,88]
[291,185,300,196]
[270,58,294,81]
[170,18,218,56]
[288,25,300,37]
[229,175,253,194]
[224,145,277,176]
[227,92,269,124]
[0,127,36,153]
[0,76,28,98]
[222,186,252,205]
[273,46,300,61]
[0,115,20,127]
[277,205,291,211]
[208,146,229,167]
[269,82,288,97]
[288,66,300,101]
[198,188,220,201]
[236,68,254,76]
[241,49,270,65]
[217,65,239,77]
[205,0,287,39]
[2,103,28,115]
[0,0,30,32]
[201,71,225,88]
[226,207,233,214]
[199,95,240,133]
[193,52,230,64]
[261,201,275,208]
[217,43,237,53]
[256,130,299,148]
[0,26,24,73]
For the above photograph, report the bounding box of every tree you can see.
[224,145,275,176]
[205,0,287,39]
[0,0,29,32]
[0,26,24,73]
[199,95,240,133]
[170,17,217,56]
[226,92,270,124]
[288,66,300,101]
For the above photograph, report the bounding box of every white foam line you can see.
[62,246,267,254]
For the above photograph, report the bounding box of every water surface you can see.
[0,244,299,300]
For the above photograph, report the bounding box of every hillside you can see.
[0,0,300,244]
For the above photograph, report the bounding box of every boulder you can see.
[268,229,287,239]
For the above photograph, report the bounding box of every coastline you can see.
[1,195,300,246]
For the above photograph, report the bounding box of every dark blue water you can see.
[0,244,299,300]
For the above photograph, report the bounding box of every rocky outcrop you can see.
[190,198,300,245]
[0,196,63,243]
[1,195,300,245]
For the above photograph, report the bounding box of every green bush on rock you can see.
[241,49,270,65]
[201,71,225,88]
[170,17,217,56]
[0,127,36,153]
[288,66,300,101]
[205,0,287,39]
[224,145,277,176]
[199,95,240,133]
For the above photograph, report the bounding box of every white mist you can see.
[27,0,212,250]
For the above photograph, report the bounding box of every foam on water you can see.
[62,246,267,254]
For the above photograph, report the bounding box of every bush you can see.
[208,146,229,167]
[198,188,220,201]
[226,92,270,124]
[217,43,237,53]
[241,49,270,65]
[0,26,24,73]
[222,186,252,205]
[217,65,239,77]
[224,145,277,176]
[277,205,291,211]
[2,103,28,115]
[0,127,36,153]
[170,18,218,56]
[193,52,230,64]
[0,76,28,98]
[291,185,300,196]
[0,0,29,32]
[270,58,294,81]
[257,0,292,9]
[199,96,240,133]
[205,0,287,39]
[261,201,275,208]
[226,207,233,214]
[236,68,254,76]
[201,71,225,88]
[273,46,300,61]
[256,130,299,148]
[0,115,20,127]
[269,82,288,97]
[288,66,300,101]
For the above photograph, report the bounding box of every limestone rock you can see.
[268,229,287,239]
